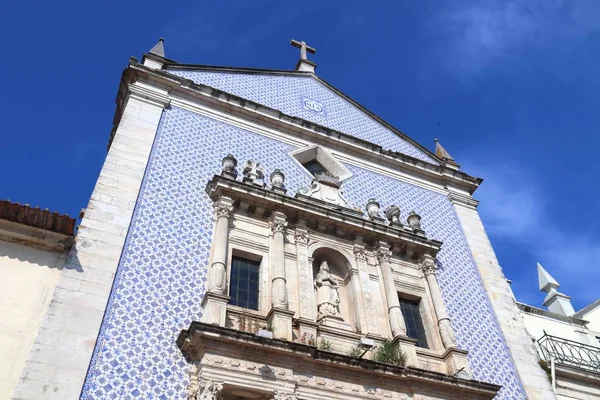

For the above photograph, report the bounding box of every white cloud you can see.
[429,0,600,73]
[465,157,600,307]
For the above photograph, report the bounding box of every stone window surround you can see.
[227,254,261,311]
[288,144,352,181]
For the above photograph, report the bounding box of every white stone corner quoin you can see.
[11,81,169,400]
[447,191,557,399]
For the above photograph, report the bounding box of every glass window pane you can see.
[399,298,429,348]
[230,256,260,311]
[302,160,328,176]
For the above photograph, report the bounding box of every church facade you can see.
[13,40,555,399]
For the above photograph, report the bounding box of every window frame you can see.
[398,296,430,349]
[228,254,262,311]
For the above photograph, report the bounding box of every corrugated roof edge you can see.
[0,200,76,236]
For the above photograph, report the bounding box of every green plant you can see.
[347,346,363,358]
[265,321,275,334]
[373,339,407,366]
[318,338,333,351]
[538,359,552,382]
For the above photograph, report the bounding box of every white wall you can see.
[0,239,66,399]
[580,306,600,339]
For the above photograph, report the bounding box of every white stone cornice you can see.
[128,82,170,108]
[446,192,479,209]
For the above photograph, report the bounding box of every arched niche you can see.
[309,246,358,331]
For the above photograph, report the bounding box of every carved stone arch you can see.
[307,242,357,274]
[308,244,361,331]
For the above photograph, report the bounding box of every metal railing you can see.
[537,333,600,374]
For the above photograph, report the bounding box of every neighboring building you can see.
[0,200,75,399]
[518,263,600,399]
[11,39,556,399]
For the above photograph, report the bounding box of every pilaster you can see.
[448,191,557,399]
[12,82,169,399]
[353,244,378,335]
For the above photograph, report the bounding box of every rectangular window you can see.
[302,160,327,176]
[399,298,429,348]
[229,256,260,310]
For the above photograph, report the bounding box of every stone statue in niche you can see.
[315,261,341,318]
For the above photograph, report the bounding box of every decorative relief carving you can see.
[355,247,377,333]
[421,258,437,277]
[353,248,367,261]
[350,270,364,332]
[272,391,299,400]
[438,318,458,349]
[296,229,314,319]
[242,160,266,187]
[270,212,288,234]
[187,379,224,400]
[208,262,227,294]
[294,231,309,245]
[271,277,288,308]
[213,200,234,219]
[376,248,391,263]
[389,306,407,337]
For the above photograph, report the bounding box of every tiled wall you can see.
[167,69,437,164]
[81,106,525,399]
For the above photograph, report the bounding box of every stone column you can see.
[201,196,234,326]
[376,242,406,337]
[270,211,288,309]
[267,211,294,340]
[420,256,457,349]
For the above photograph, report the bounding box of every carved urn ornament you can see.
[221,154,237,177]
[365,198,381,219]
[384,204,401,226]
[407,211,422,230]
[270,169,285,188]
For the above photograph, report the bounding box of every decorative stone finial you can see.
[537,263,575,316]
[384,205,402,226]
[221,154,238,179]
[148,37,165,57]
[242,160,266,187]
[269,169,286,194]
[365,198,381,220]
[407,211,425,236]
[434,138,460,169]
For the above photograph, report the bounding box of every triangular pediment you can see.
[165,66,439,164]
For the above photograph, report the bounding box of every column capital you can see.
[376,242,391,263]
[213,196,235,219]
[420,255,438,277]
[353,244,367,261]
[294,227,310,245]
[270,211,288,233]
[188,378,224,400]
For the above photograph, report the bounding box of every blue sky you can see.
[1,1,598,309]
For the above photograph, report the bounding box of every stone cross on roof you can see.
[290,39,316,61]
